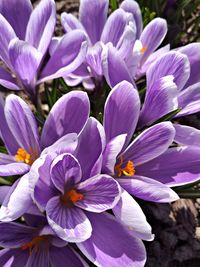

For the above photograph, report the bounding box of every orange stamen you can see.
[114,156,135,177]
[15,147,37,165]
[140,46,147,54]
[62,189,84,204]
[21,236,47,254]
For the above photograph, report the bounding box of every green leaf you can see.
[0,146,8,154]
[0,177,12,185]
[110,0,118,11]
[153,107,182,124]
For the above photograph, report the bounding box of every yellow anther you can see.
[15,148,31,165]
[15,147,37,165]
[114,156,135,177]
[140,46,147,54]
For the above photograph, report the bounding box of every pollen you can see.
[114,156,135,177]
[15,148,31,164]
[62,189,84,204]
[15,147,37,165]
[21,236,47,254]
[140,46,147,54]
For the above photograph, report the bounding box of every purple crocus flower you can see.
[0,117,148,267]
[0,91,90,177]
[102,81,200,209]
[0,0,87,96]
[0,91,90,221]
[102,81,177,201]
[0,215,89,267]
[59,0,168,89]
[27,116,121,242]
[139,46,200,127]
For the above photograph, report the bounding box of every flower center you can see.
[140,46,147,54]
[21,235,48,254]
[114,156,135,177]
[15,147,37,165]
[61,189,84,205]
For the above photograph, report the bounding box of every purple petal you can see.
[0,222,36,248]
[116,23,137,61]
[120,0,143,39]
[179,43,200,88]
[75,117,104,180]
[46,196,92,242]
[0,153,16,164]
[86,42,103,76]
[61,12,85,33]
[101,9,132,47]
[0,96,19,155]
[0,248,28,267]
[75,175,121,212]
[104,80,140,145]
[139,44,170,76]
[8,38,42,91]
[25,0,56,56]
[136,146,200,187]
[25,245,49,267]
[41,133,78,156]
[123,122,175,166]
[139,75,178,127]
[30,154,58,210]
[49,246,89,267]
[102,134,127,174]
[113,189,154,241]
[39,30,88,82]
[0,162,30,176]
[140,18,167,65]
[177,82,200,117]
[0,186,10,205]
[50,153,82,193]
[147,51,190,91]
[0,174,33,221]
[79,0,108,44]
[119,176,179,203]
[0,0,32,39]
[0,14,16,67]
[41,91,89,148]
[102,44,134,88]
[174,124,200,147]
[78,212,146,267]
[0,67,19,90]
[5,94,40,156]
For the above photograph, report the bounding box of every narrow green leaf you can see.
[110,0,118,11]
[153,107,182,124]
[0,146,7,154]
[0,177,12,185]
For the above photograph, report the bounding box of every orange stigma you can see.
[140,46,147,54]
[114,156,135,177]
[15,147,37,165]
[62,189,84,204]
[21,236,47,254]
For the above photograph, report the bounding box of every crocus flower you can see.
[0,117,148,267]
[0,0,88,96]
[101,81,200,225]
[139,45,200,127]
[60,0,168,89]
[0,91,90,221]
[0,91,90,176]
[0,214,89,267]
